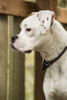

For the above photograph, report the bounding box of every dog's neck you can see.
[38,20,67,61]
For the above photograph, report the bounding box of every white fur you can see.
[13,10,67,100]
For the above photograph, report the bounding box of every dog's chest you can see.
[43,59,67,100]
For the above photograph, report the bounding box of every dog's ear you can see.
[37,10,55,34]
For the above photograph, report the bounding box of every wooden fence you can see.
[0,15,25,100]
[0,0,67,100]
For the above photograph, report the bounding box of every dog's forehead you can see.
[22,14,39,26]
[20,10,54,29]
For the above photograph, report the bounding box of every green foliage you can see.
[58,0,67,8]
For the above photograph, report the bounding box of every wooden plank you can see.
[50,0,57,17]
[36,0,57,12]
[34,52,46,100]
[35,1,57,100]
[0,15,7,100]
[57,7,67,23]
[8,16,25,100]
[0,0,37,17]
[36,0,50,10]
[36,0,57,16]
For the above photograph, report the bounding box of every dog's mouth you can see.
[25,50,32,54]
[11,43,32,54]
[11,43,16,49]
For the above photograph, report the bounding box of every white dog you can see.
[11,10,67,100]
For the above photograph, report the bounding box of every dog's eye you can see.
[26,28,31,32]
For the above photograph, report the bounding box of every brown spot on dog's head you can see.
[42,25,44,26]
[37,14,40,20]
[47,17,49,21]
[42,20,44,23]
[24,24,27,27]
[44,27,46,29]
[37,14,39,18]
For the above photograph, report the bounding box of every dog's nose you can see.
[11,36,18,43]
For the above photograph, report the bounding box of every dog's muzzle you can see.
[11,35,32,53]
[11,35,18,49]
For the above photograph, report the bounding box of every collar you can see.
[42,46,67,70]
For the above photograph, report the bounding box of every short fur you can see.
[11,10,67,100]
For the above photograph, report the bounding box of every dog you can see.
[11,10,67,100]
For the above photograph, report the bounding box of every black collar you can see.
[42,47,67,70]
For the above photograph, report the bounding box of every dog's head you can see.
[11,10,55,53]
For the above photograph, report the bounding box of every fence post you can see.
[34,52,45,100]
[8,16,25,100]
[0,15,8,100]
[35,0,57,100]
